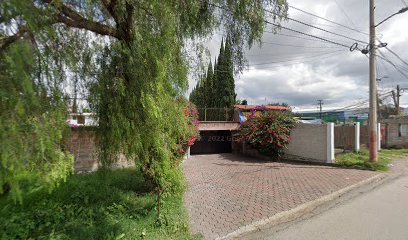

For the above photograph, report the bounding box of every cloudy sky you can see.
[189,0,408,112]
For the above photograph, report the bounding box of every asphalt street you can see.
[251,175,408,240]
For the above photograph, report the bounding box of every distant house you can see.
[382,116,408,148]
[234,105,289,111]
[298,108,368,123]
[233,105,289,123]
[67,113,98,127]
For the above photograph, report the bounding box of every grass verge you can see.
[336,148,408,171]
[0,168,197,240]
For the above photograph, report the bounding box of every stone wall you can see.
[69,127,134,173]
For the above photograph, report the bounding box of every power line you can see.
[332,0,358,28]
[248,50,344,66]
[211,2,355,50]
[264,9,369,45]
[377,51,408,80]
[383,46,408,69]
[288,5,369,36]
[260,41,342,49]
[245,51,347,70]
[378,50,408,73]
[327,91,393,112]
[272,32,341,44]
[246,49,343,59]
[264,20,351,48]
[266,30,351,46]
[246,48,342,57]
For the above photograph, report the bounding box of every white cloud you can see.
[187,0,408,110]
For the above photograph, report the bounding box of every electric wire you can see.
[245,51,347,70]
[245,49,344,58]
[378,49,408,73]
[264,9,369,45]
[377,51,408,80]
[288,5,369,36]
[326,91,393,112]
[265,30,350,46]
[260,41,343,49]
[248,50,344,66]
[211,2,361,50]
[332,0,358,29]
[383,46,408,69]
[272,32,340,44]
[264,20,351,48]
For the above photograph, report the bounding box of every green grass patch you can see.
[336,148,408,171]
[0,168,198,240]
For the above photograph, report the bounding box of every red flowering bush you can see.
[173,99,199,161]
[238,109,295,157]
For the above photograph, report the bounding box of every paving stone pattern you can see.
[183,154,378,239]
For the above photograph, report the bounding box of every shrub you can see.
[238,108,295,157]
[173,99,200,162]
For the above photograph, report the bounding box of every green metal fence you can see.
[197,108,235,122]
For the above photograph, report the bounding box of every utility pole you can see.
[367,4,407,161]
[397,85,401,115]
[392,85,401,115]
[317,100,324,119]
[369,0,378,162]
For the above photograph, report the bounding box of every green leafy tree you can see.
[0,41,73,202]
[1,0,288,207]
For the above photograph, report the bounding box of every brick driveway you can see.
[183,154,379,239]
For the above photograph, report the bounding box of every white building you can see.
[67,113,98,126]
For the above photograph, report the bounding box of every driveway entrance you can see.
[190,130,232,155]
[183,153,378,239]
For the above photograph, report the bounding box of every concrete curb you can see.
[218,173,386,240]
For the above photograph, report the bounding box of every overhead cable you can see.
[248,50,344,66]
[264,20,351,48]
[263,9,369,45]
[377,51,408,80]
[288,5,369,36]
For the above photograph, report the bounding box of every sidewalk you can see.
[183,154,380,240]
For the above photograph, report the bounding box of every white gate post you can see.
[378,123,381,151]
[327,123,335,163]
[354,122,360,152]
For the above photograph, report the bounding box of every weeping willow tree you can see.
[1,0,288,203]
[0,36,74,202]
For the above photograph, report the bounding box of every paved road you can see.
[254,175,408,240]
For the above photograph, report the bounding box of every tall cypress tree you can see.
[205,60,214,107]
[189,86,197,105]
[189,37,235,110]
[223,35,236,108]
[214,38,225,108]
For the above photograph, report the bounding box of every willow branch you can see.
[0,28,28,52]
[45,0,120,39]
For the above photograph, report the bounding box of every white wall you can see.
[285,123,334,163]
